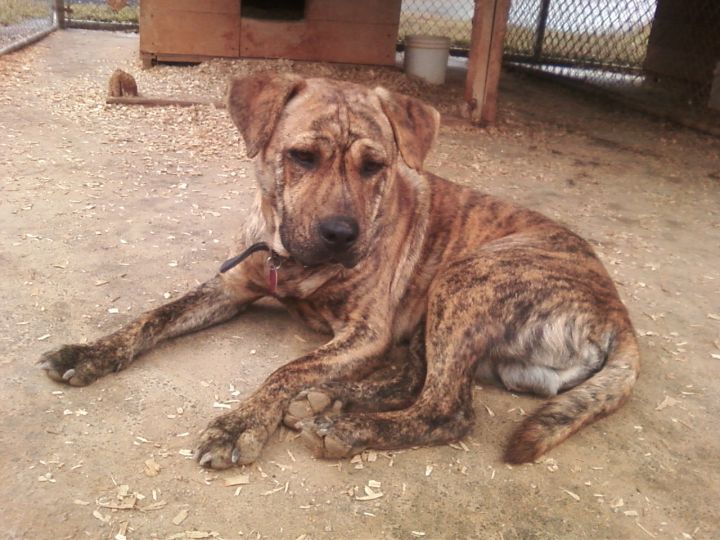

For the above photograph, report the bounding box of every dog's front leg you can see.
[195,323,391,469]
[38,275,263,386]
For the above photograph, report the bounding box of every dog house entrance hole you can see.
[242,0,306,21]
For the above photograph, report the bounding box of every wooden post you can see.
[54,0,65,29]
[464,0,511,125]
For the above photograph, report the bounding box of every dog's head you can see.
[227,73,439,268]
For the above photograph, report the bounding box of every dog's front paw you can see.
[38,343,129,386]
[195,410,272,469]
[297,415,366,459]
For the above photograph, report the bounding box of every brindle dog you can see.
[39,73,640,469]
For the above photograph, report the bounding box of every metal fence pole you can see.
[532,0,550,61]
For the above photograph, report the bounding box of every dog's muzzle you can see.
[318,215,359,253]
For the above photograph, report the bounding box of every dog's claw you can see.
[323,433,354,458]
[298,425,324,454]
[198,452,213,467]
[62,369,76,381]
[298,417,359,459]
[231,448,240,464]
[37,360,51,370]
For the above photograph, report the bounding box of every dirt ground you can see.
[1,30,719,540]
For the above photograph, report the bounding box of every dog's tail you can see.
[504,328,640,464]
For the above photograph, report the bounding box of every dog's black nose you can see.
[318,216,359,252]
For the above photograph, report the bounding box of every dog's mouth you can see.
[289,249,360,270]
[278,221,362,270]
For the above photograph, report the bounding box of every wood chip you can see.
[114,521,129,540]
[562,488,580,501]
[355,485,384,501]
[144,458,161,477]
[92,509,110,523]
[140,500,167,511]
[212,402,231,409]
[655,396,680,411]
[224,474,250,487]
[636,521,657,538]
[172,508,189,525]
[99,496,136,510]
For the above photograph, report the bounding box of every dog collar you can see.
[219,242,284,294]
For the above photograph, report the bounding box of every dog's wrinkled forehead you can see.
[279,79,394,150]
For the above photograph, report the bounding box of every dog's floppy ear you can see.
[375,87,440,171]
[227,73,306,158]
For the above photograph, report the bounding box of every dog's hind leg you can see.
[296,273,485,458]
[39,273,264,386]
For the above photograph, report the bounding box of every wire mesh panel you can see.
[506,0,656,70]
[505,0,720,125]
[66,0,138,27]
[401,0,720,127]
[399,0,474,49]
[0,0,54,52]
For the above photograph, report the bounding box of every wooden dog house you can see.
[139,0,402,67]
[139,0,510,124]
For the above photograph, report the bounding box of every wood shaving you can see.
[114,521,129,540]
[224,474,250,487]
[655,396,680,410]
[355,485,384,501]
[140,500,167,511]
[144,458,161,477]
[99,496,137,510]
[635,522,657,538]
[562,488,580,501]
[172,508,189,525]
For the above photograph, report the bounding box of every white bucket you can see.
[403,35,451,85]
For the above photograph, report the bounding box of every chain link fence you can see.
[0,0,55,53]
[400,1,474,51]
[65,0,138,30]
[400,0,720,130]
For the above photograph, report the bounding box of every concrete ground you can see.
[1,30,719,540]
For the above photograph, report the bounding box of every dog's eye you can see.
[360,160,385,178]
[288,149,317,168]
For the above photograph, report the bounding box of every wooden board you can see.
[304,0,402,25]
[240,19,398,65]
[140,0,401,66]
[140,0,239,58]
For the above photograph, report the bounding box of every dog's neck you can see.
[219,242,286,294]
